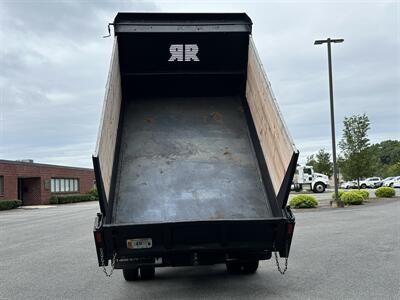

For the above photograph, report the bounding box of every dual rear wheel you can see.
[123,260,259,281]
[123,266,155,281]
[226,260,259,274]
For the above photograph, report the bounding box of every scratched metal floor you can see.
[112,97,272,224]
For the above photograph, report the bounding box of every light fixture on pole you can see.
[314,38,344,207]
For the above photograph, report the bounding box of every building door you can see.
[17,178,23,201]
[18,177,41,205]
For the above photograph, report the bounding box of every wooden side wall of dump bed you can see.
[246,37,298,206]
[93,39,122,215]
[93,14,298,261]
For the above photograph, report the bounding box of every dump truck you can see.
[93,13,299,281]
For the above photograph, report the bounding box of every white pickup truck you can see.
[292,166,329,193]
[359,177,382,189]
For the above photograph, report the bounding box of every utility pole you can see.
[314,38,344,208]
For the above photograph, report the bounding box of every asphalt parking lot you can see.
[1,198,399,300]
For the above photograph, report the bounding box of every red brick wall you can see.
[1,174,18,200]
[0,161,95,205]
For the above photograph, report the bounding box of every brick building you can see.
[0,159,95,205]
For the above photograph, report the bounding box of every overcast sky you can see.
[0,0,399,168]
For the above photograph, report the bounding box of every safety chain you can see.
[274,252,288,275]
[99,248,117,277]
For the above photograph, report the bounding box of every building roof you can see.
[0,159,93,171]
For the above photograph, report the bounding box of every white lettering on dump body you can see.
[184,44,199,61]
[168,44,184,61]
[168,44,199,62]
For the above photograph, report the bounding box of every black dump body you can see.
[93,13,298,270]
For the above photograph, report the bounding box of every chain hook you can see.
[99,248,116,277]
[274,252,288,275]
[103,23,113,38]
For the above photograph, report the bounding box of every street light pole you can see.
[314,38,344,207]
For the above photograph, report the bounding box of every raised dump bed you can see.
[93,13,298,280]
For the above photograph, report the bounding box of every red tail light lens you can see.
[287,223,294,235]
[95,231,103,244]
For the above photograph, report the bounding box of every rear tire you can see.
[226,260,259,274]
[242,260,259,274]
[361,184,366,189]
[123,268,139,281]
[140,266,155,280]
[226,261,242,274]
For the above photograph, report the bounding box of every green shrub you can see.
[331,190,345,199]
[374,187,396,198]
[341,191,364,205]
[289,195,318,208]
[49,194,96,204]
[0,199,22,210]
[88,188,99,200]
[354,190,369,200]
[49,196,59,204]
[332,190,369,202]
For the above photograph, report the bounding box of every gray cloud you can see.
[0,0,157,167]
[0,0,399,167]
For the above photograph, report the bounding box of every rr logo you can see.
[169,44,199,62]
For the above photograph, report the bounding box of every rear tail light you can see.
[287,223,294,235]
[95,231,103,244]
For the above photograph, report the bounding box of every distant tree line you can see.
[306,114,400,183]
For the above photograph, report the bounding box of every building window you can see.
[65,179,70,192]
[0,176,4,195]
[60,179,65,192]
[51,178,79,193]
[44,179,51,191]
[51,179,55,192]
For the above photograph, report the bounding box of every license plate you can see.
[127,238,153,249]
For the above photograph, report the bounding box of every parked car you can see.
[383,176,400,187]
[359,177,381,189]
[340,181,357,189]
[393,178,400,188]
[374,179,384,188]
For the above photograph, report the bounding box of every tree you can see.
[337,156,350,180]
[383,162,400,178]
[306,149,333,177]
[371,140,400,166]
[339,114,372,187]
[306,154,317,169]
[368,140,400,177]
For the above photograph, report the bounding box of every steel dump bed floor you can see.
[112,96,273,224]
